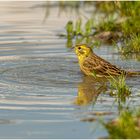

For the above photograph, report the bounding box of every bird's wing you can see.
[83,54,125,76]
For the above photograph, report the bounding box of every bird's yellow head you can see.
[74,44,92,61]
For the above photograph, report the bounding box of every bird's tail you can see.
[127,71,140,76]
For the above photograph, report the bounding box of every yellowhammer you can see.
[74,44,140,77]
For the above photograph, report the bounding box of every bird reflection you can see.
[74,76,107,106]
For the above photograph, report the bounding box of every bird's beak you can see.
[70,46,76,52]
[67,46,75,52]
[71,46,75,50]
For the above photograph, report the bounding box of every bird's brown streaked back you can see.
[74,44,139,78]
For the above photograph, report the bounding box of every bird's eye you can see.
[78,47,81,50]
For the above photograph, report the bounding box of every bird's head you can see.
[74,44,93,60]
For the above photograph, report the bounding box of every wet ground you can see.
[0,2,140,138]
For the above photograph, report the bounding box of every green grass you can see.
[94,1,116,14]
[95,16,119,32]
[63,1,140,57]
[75,18,82,35]
[121,17,140,36]
[103,109,140,139]
[66,21,74,37]
[64,19,101,48]
[66,18,95,37]
[93,1,140,56]
[109,74,131,103]
[96,1,140,18]
[120,33,140,54]
[116,1,140,17]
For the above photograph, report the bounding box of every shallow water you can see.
[0,2,140,139]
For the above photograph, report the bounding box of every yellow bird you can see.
[74,44,140,77]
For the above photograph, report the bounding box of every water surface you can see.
[0,2,140,138]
